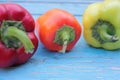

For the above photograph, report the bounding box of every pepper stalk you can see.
[0,20,34,53]
[54,25,75,53]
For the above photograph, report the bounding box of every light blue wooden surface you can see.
[1,0,120,80]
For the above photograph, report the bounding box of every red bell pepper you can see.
[36,9,82,53]
[0,4,38,68]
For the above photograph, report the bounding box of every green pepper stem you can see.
[59,40,68,53]
[59,31,70,54]
[5,27,34,53]
[98,24,118,42]
[54,26,75,53]
[59,31,69,53]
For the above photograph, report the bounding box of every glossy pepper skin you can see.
[83,0,120,50]
[36,9,82,53]
[0,4,38,68]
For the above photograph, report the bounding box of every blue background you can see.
[0,0,120,80]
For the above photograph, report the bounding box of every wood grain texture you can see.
[1,0,120,80]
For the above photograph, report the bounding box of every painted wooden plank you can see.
[3,0,103,3]
[0,0,103,16]
[0,0,120,80]
[0,35,120,80]
[4,3,89,16]
[0,0,7,2]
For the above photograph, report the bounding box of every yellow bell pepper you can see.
[83,0,120,50]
